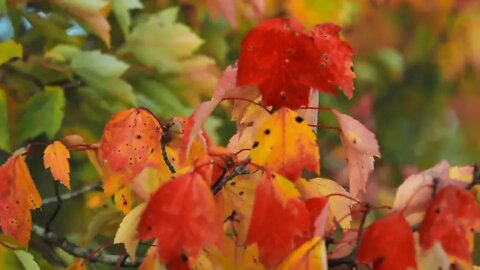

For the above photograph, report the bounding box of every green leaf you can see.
[112,0,143,37]
[71,50,129,78]
[70,51,135,105]
[136,79,189,118]
[123,7,204,74]
[14,250,40,270]
[44,44,81,62]
[0,40,22,65]
[0,89,10,152]
[17,87,65,142]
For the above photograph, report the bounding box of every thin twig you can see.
[211,163,250,195]
[42,182,102,206]
[466,163,480,190]
[45,182,62,232]
[32,225,141,267]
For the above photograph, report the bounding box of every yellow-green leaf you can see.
[0,40,22,65]
[114,203,146,260]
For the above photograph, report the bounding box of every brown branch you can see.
[32,224,142,267]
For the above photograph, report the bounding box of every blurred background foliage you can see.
[0,0,479,268]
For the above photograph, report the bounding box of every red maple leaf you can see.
[137,171,223,268]
[418,185,480,267]
[246,173,311,268]
[309,23,355,98]
[236,18,355,109]
[356,213,417,270]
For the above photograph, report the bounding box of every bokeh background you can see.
[0,0,479,268]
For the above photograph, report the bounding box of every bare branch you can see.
[32,224,142,267]
[42,182,102,206]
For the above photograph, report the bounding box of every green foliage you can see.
[13,250,40,270]
[0,89,9,152]
[17,87,65,142]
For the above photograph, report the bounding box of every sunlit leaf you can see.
[250,108,319,180]
[113,186,132,215]
[13,250,40,270]
[43,141,71,189]
[114,203,146,260]
[277,237,327,270]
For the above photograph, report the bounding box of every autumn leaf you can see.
[418,185,480,268]
[114,203,146,260]
[52,0,111,47]
[138,171,223,268]
[43,141,71,189]
[286,0,353,28]
[99,108,163,183]
[392,160,468,224]
[113,186,132,215]
[250,108,319,180]
[296,177,353,229]
[309,23,355,98]
[277,237,327,270]
[414,233,450,270]
[236,18,326,109]
[356,213,417,270]
[0,155,42,247]
[332,109,380,197]
[246,173,311,268]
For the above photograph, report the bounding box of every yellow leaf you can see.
[277,237,327,269]
[296,178,352,229]
[0,40,22,65]
[114,186,132,215]
[66,259,86,270]
[114,203,146,260]
[250,108,320,180]
[43,141,71,189]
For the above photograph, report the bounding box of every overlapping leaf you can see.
[418,185,480,268]
[277,237,327,270]
[246,173,311,268]
[138,171,223,268]
[250,108,319,180]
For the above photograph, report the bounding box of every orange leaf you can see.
[99,108,163,183]
[246,173,311,268]
[138,171,223,268]
[250,108,320,180]
[418,185,480,268]
[43,141,71,189]
[356,213,417,270]
[0,155,42,247]
[332,109,380,197]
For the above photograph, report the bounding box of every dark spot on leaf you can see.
[238,191,244,196]
[352,139,357,144]
[150,149,154,154]
[252,141,259,148]
[295,116,304,123]
[264,129,271,135]
[230,181,236,186]
[136,135,142,139]
[435,207,441,214]
[281,96,287,100]
[146,225,152,231]
[180,253,188,262]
